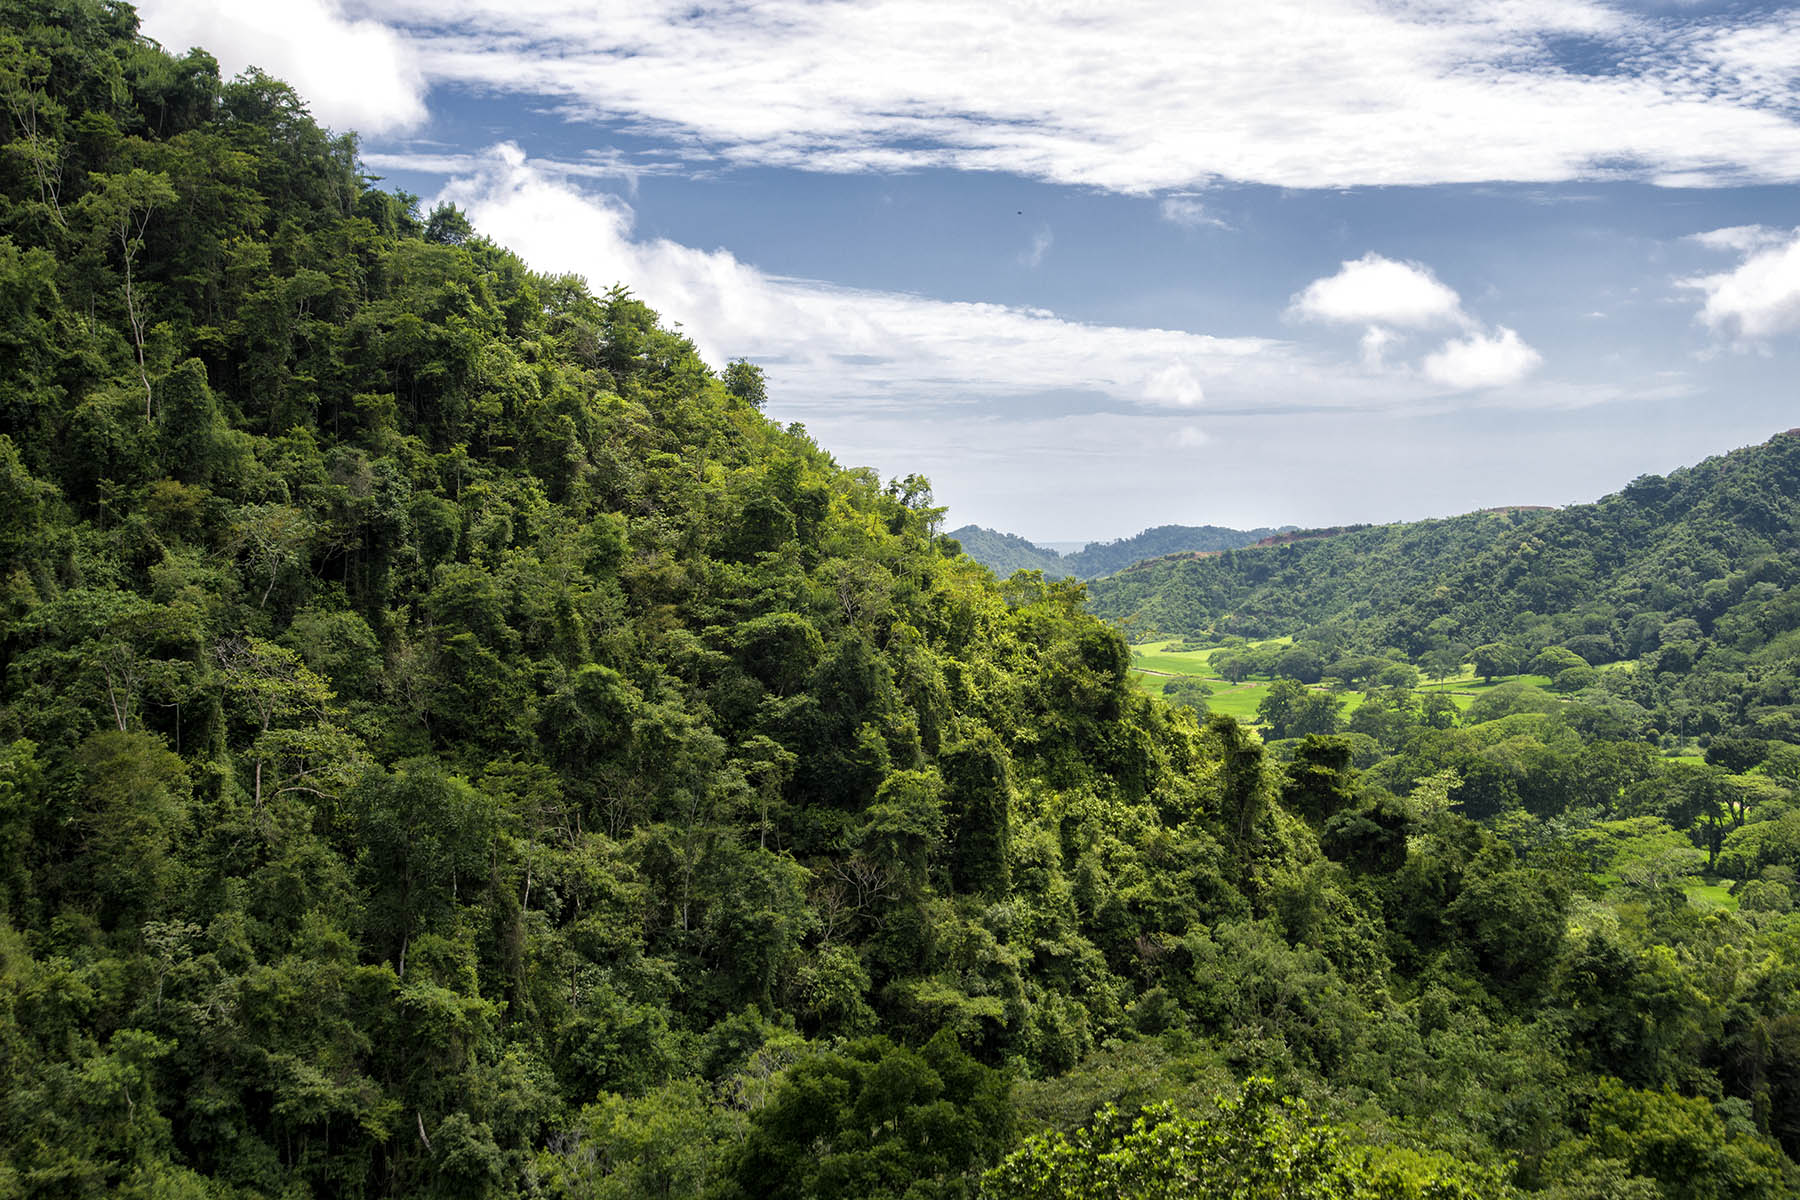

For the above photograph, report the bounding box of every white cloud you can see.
[1687,225,1791,254]
[1020,226,1053,269]
[1683,230,1800,341]
[1681,11,1800,114]
[1142,364,1204,409]
[434,145,1348,416]
[137,0,427,135]
[272,0,1800,190]
[1174,425,1209,448]
[1292,253,1546,391]
[1289,254,1469,329]
[361,147,667,192]
[1421,327,1543,390]
[436,147,1588,413]
[1159,196,1228,230]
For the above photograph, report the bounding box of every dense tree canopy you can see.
[0,4,1796,1199]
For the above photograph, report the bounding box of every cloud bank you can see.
[137,0,1800,192]
[436,145,1299,416]
[434,147,1560,417]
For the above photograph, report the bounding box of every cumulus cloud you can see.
[1291,253,1544,391]
[1421,327,1543,390]
[223,0,1800,190]
[137,0,427,134]
[1683,230,1800,341]
[1289,254,1469,329]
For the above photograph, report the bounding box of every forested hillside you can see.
[1090,438,1800,745]
[943,526,1066,576]
[949,522,1293,581]
[1,5,1797,1199]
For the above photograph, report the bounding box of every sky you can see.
[136,0,1800,543]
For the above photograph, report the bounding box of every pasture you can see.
[1415,667,1555,710]
[1129,638,1363,724]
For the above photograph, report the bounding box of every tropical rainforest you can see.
[0,3,1797,1198]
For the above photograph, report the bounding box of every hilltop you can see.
[948,522,1297,579]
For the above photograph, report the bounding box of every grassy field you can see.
[1128,642,1581,726]
[1128,636,1292,677]
[1129,638,1361,724]
[1131,648,1221,676]
[1204,681,1274,720]
[1683,879,1738,911]
[1408,668,1554,711]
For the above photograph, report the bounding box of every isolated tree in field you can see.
[1212,652,1251,683]
[1161,675,1212,713]
[1472,642,1521,683]
[1422,647,1463,681]
[1530,645,1587,677]
[1275,643,1325,683]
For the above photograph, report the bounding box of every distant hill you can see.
[945,525,1070,576]
[948,522,1296,579]
[1088,432,1800,662]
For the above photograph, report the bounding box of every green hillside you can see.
[944,525,1068,576]
[1089,437,1800,747]
[0,5,1796,1200]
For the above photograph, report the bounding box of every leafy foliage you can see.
[0,6,1796,1199]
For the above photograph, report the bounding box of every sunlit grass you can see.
[1129,636,1365,724]
[1683,879,1738,911]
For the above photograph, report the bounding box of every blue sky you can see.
[139,0,1800,543]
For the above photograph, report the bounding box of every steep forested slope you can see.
[0,6,1796,1200]
[0,5,1336,1194]
[944,525,1067,576]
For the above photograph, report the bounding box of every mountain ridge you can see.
[949,521,1298,579]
